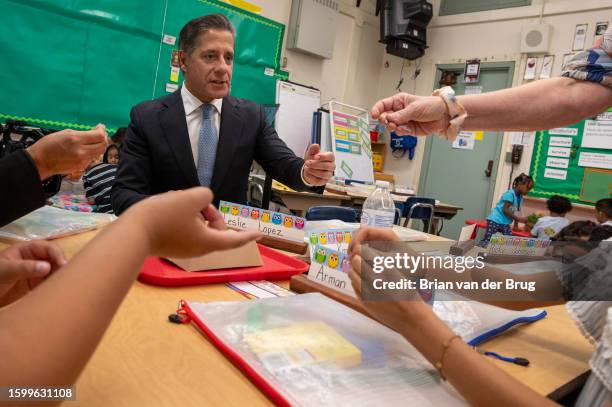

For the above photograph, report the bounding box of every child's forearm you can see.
[0,212,151,386]
[502,207,519,222]
[399,304,556,407]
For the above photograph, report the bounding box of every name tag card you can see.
[307,245,354,297]
[219,201,305,243]
[487,234,551,257]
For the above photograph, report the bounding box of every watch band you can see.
[432,86,468,142]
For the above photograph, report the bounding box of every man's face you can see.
[180,29,234,102]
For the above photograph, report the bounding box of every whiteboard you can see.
[275,80,321,158]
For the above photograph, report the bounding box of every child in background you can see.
[554,220,597,241]
[479,173,534,246]
[530,195,572,240]
[589,225,612,242]
[83,144,120,214]
[595,198,612,226]
[110,127,127,149]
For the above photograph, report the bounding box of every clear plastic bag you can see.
[0,205,115,241]
[187,293,465,406]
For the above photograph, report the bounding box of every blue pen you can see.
[476,348,530,366]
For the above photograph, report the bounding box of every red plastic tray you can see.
[138,244,309,286]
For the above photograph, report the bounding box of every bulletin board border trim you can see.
[0,113,117,133]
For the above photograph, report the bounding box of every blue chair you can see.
[306,206,357,223]
[400,197,436,233]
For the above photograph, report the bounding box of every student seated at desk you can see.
[348,227,612,407]
[554,220,597,241]
[479,173,533,246]
[83,144,120,214]
[530,195,572,240]
[0,187,261,386]
[595,198,612,227]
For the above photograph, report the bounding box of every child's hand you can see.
[128,187,262,259]
[348,227,426,333]
[0,241,67,305]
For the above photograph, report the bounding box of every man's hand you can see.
[27,124,108,180]
[302,144,335,186]
[371,93,449,136]
[0,241,67,305]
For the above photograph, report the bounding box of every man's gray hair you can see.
[178,14,235,55]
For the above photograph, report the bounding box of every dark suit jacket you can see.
[112,90,315,215]
[0,150,46,226]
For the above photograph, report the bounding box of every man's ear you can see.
[179,50,188,71]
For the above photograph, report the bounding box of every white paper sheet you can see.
[549,136,572,148]
[582,120,612,149]
[544,168,567,180]
[578,152,612,169]
[548,146,571,158]
[546,157,570,169]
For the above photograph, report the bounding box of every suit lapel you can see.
[210,96,244,192]
[159,90,199,186]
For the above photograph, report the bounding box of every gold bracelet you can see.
[435,334,462,381]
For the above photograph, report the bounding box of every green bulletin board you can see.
[580,168,612,203]
[0,0,288,132]
[529,109,612,206]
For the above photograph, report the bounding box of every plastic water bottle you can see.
[360,181,395,228]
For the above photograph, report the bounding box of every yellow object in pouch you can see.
[245,321,361,369]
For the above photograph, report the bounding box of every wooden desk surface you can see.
[0,230,593,406]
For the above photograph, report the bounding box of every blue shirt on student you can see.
[487,189,522,225]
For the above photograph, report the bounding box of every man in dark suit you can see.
[112,14,335,215]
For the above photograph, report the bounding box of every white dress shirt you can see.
[181,84,223,164]
[181,84,314,186]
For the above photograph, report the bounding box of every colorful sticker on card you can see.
[219,201,305,242]
[311,245,350,272]
[308,229,353,253]
[308,245,354,296]
[487,234,551,256]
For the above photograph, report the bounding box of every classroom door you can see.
[419,62,514,239]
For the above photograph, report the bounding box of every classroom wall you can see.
[250,0,607,223]
[248,0,384,108]
[377,0,612,220]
